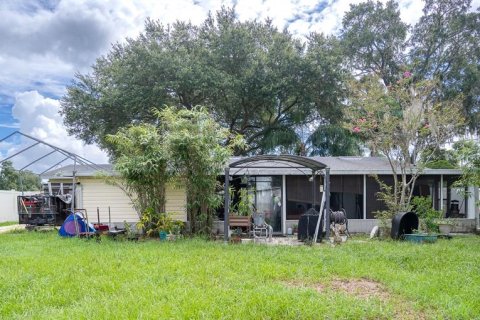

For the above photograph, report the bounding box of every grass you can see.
[0,232,479,319]
[0,221,17,227]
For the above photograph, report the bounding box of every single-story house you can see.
[42,156,479,233]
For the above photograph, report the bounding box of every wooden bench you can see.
[229,215,251,233]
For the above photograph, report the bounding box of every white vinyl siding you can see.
[48,178,187,223]
[165,184,187,221]
[78,178,138,223]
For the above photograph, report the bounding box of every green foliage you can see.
[410,0,480,131]
[454,140,480,187]
[341,0,480,132]
[421,146,458,169]
[228,187,254,216]
[122,220,136,238]
[307,125,363,156]
[0,161,41,191]
[108,106,238,235]
[452,140,480,209]
[159,106,241,234]
[61,7,350,156]
[0,221,17,227]
[372,175,405,225]
[236,188,254,217]
[346,75,464,212]
[106,124,168,215]
[2,232,480,318]
[425,160,457,169]
[411,196,442,234]
[137,209,182,237]
[340,0,408,86]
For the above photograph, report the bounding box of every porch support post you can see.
[282,175,286,235]
[72,156,79,236]
[325,168,330,238]
[440,174,444,214]
[224,167,230,243]
[312,170,316,209]
[363,174,367,219]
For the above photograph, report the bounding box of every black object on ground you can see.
[391,211,419,240]
[298,208,323,242]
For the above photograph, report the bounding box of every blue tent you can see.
[59,212,96,237]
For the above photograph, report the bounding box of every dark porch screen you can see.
[366,175,394,218]
[286,176,322,220]
[330,175,363,219]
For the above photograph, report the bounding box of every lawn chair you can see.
[252,212,272,242]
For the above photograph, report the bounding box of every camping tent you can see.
[59,212,96,237]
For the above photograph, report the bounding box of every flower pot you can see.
[404,233,437,243]
[230,236,241,244]
[159,231,168,241]
[438,224,453,235]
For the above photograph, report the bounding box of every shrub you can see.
[411,196,441,233]
[137,208,181,237]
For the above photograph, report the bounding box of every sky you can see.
[0,0,479,173]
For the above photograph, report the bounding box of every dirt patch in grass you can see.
[284,277,387,298]
[283,278,427,320]
[329,278,390,301]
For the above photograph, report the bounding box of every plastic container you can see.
[391,212,419,240]
[159,231,168,241]
[404,233,437,243]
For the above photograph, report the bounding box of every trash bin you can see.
[298,208,323,242]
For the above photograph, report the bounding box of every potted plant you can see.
[236,188,253,217]
[404,196,440,243]
[168,221,184,241]
[228,187,253,235]
[435,218,457,235]
[123,220,139,241]
[230,227,243,244]
[157,212,174,241]
[292,224,298,235]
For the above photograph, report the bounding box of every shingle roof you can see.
[43,156,462,179]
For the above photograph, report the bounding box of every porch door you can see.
[251,176,282,233]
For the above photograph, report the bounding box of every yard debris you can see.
[370,225,379,239]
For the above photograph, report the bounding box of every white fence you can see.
[0,190,38,223]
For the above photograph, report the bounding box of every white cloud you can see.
[1,0,478,171]
[4,91,109,172]
[0,123,20,129]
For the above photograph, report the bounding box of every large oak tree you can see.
[61,8,349,156]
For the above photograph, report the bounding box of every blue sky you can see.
[0,0,478,171]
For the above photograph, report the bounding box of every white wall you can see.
[77,178,187,224]
[0,190,38,222]
[79,178,139,223]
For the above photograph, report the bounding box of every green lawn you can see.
[0,232,479,319]
[0,221,18,227]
